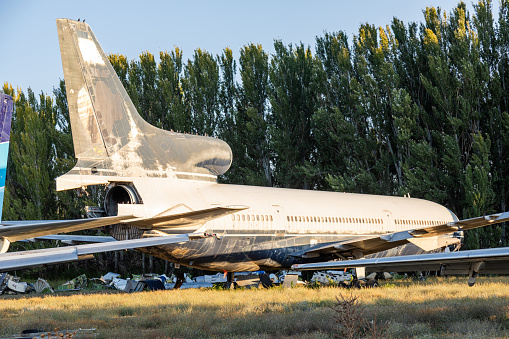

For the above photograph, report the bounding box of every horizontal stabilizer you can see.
[0,234,191,272]
[124,205,249,229]
[0,215,134,242]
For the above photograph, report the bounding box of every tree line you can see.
[2,1,509,273]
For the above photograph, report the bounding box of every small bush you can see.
[330,293,388,339]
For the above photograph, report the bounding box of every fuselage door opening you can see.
[382,210,394,233]
[272,204,286,233]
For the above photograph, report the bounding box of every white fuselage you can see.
[120,177,457,235]
[106,177,460,271]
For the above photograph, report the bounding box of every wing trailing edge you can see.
[123,205,249,229]
[0,233,194,272]
[290,211,509,260]
[292,246,509,286]
[0,215,134,243]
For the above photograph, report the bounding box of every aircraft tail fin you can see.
[0,94,13,222]
[56,18,138,161]
[56,19,232,190]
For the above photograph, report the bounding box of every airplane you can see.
[291,246,509,287]
[1,19,509,287]
[0,93,211,271]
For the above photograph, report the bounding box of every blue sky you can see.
[0,1,498,97]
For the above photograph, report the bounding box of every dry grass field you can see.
[1,276,509,338]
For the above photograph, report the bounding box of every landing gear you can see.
[351,279,364,289]
[173,271,185,290]
[366,279,379,288]
[346,278,379,289]
[225,272,236,289]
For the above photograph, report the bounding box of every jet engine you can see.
[104,183,141,216]
[104,183,143,240]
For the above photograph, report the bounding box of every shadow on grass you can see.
[1,287,509,338]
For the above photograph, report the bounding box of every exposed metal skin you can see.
[48,18,509,274]
[56,19,232,190]
[0,234,192,272]
[291,246,509,286]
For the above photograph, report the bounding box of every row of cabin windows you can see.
[395,219,447,226]
[230,214,448,227]
[286,216,383,224]
[231,214,274,222]
[285,216,449,226]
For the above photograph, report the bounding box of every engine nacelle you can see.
[104,183,144,241]
[104,183,141,217]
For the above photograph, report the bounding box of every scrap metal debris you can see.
[0,273,33,295]
[56,274,87,291]
[311,270,353,284]
[33,278,54,293]
[0,269,370,296]
[2,327,97,339]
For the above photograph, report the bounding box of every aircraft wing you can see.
[290,211,509,259]
[123,205,248,229]
[291,247,509,286]
[26,235,116,245]
[0,205,246,249]
[0,215,134,242]
[0,233,197,272]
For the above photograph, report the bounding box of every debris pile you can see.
[7,327,97,339]
[0,269,362,295]
[0,273,53,295]
[311,270,353,284]
[56,274,88,291]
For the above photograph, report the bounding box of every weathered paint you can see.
[54,19,469,273]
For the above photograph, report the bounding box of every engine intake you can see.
[104,183,143,240]
[104,183,141,217]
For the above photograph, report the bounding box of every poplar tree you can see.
[158,48,190,132]
[182,49,220,136]
[269,41,323,189]
[236,44,271,186]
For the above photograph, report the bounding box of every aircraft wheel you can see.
[351,279,364,289]
[173,272,185,290]
[366,279,379,288]
[338,282,348,288]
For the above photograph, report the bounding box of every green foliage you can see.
[269,40,323,189]
[182,48,220,136]
[1,82,83,222]
[4,1,509,266]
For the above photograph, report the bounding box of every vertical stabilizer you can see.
[56,19,232,190]
[56,19,132,160]
[0,94,13,221]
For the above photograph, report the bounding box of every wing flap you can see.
[408,212,509,236]
[0,234,191,272]
[123,205,248,229]
[0,215,134,242]
[292,211,509,259]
